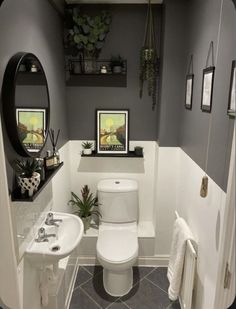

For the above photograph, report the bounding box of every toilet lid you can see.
[97,229,138,263]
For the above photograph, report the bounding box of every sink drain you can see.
[51,245,60,252]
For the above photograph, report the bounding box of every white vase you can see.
[82,216,92,233]
[83,149,92,155]
[17,172,41,197]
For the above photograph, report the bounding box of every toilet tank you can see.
[97,179,139,223]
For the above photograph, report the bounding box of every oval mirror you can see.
[2,52,50,157]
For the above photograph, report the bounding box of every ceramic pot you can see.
[112,66,122,74]
[17,172,41,197]
[82,216,92,233]
[83,148,92,155]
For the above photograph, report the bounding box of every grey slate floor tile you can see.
[84,265,103,276]
[70,266,180,309]
[133,266,156,285]
[70,287,101,309]
[121,278,172,309]
[146,267,169,292]
[81,271,119,308]
[107,300,130,308]
[74,266,92,288]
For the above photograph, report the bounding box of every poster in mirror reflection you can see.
[16,108,46,152]
[96,110,129,155]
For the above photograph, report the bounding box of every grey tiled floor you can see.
[70,266,181,309]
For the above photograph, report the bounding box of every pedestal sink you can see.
[26,212,83,267]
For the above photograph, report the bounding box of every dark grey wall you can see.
[158,0,235,191]
[67,5,162,141]
[178,0,235,191]
[157,0,188,146]
[0,0,69,190]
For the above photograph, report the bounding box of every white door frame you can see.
[214,122,235,309]
[0,117,22,309]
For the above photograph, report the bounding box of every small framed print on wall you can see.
[185,74,194,110]
[228,60,236,117]
[96,110,129,155]
[201,66,215,112]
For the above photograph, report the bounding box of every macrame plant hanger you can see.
[139,0,158,110]
[200,41,215,198]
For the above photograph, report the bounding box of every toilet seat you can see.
[97,224,138,264]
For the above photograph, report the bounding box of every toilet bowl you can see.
[96,222,138,296]
[96,179,139,297]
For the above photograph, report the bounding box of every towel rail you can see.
[175,211,197,258]
[175,210,197,309]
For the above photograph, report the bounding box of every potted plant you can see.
[68,185,101,233]
[13,158,41,197]
[110,55,125,74]
[64,7,112,73]
[82,141,93,155]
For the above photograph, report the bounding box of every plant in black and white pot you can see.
[68,185,101,233]
[82,141,93,155]
[13,158,41,197]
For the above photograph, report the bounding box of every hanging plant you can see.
[139,0,158,110]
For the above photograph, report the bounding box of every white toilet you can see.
[96,179,139,297]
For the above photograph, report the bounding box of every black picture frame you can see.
[96,109,129,155]
[185,74,194,110]
[227,60,236,117]
[201,66,215,112]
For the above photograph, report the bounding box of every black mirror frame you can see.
[1,52,50,157]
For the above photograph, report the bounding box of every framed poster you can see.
[16,108,46,152]
[185,74,194,110]
[201,66,215,112]
[228,60,236,117]
[96,110,129,155]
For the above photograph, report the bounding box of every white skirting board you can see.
[77,255,170,267]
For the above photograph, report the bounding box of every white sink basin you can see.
[26,212,83,266]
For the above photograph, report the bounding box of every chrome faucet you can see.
[45,212,63,227]
[36,227,56,242]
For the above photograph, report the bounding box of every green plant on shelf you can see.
[82,141,93,149]
[12,158,40,178]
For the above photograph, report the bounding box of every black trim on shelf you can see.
[66,73,127,87]
[81,151,143,158]
[11,162,64,202]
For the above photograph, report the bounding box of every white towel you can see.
[167,217,194,301]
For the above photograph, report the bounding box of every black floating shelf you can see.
[11,162,64,202]
[81,151,143,158]
[16,72,45,85]
[66,73,127,87]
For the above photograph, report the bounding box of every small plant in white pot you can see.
[82,141,93,155]
[68,185,101,233]
[13,158,41,197]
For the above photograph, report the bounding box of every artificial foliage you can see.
[64,6,112,59]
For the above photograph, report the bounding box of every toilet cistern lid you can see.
[97,229,138,263]
[97,179,138,193]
